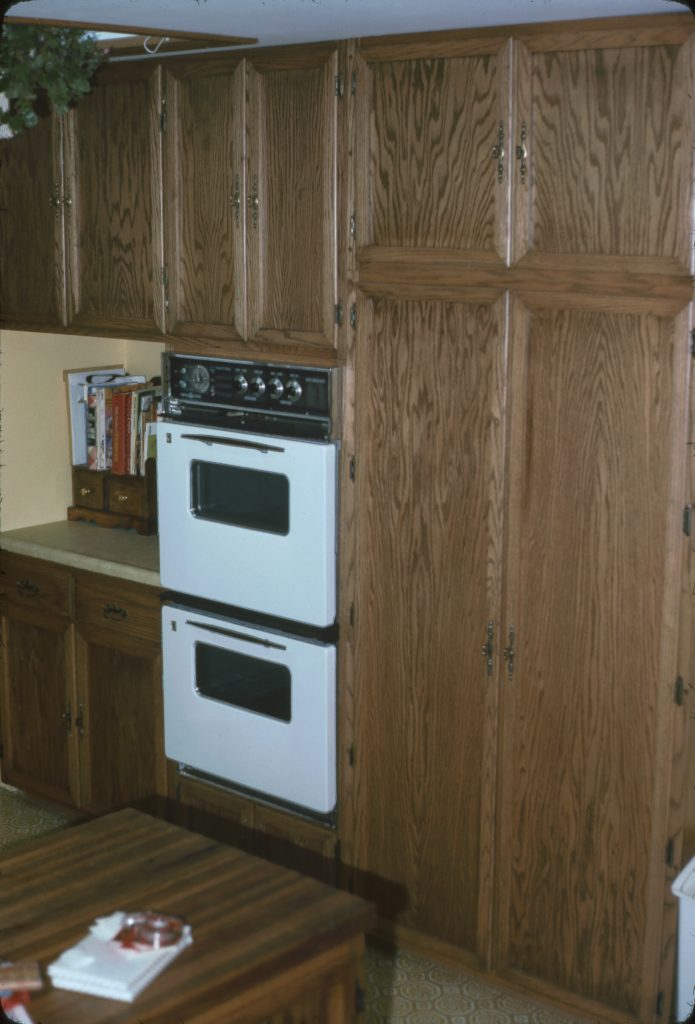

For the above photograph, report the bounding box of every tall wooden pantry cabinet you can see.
[345,14,695,1024]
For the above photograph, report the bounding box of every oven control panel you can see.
[162,354,335,439]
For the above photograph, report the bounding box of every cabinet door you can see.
[163,58,246,344]
[0,114,67,328]
[512,28,695,270]
[496,300,690,1019]
[246,46,338,352]
[349,297,506,960]
[64,63,165,336]
[74,575,165,814]
[356,37,511,262]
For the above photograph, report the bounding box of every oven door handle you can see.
[186,620,287,651]
[180,433,285,454]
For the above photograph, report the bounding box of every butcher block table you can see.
[0,808,375,1023]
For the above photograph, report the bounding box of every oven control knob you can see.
[285,379,303,403]
[250,375,266,397]
[267,377,284,400]
[232,373,248,396]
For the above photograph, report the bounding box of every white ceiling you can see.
[3,0,679,50]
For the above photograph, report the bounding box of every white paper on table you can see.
[47,913,192,1003]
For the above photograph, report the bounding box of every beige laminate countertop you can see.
[1,521,160,588]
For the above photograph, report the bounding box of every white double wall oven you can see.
[157,354,339,818]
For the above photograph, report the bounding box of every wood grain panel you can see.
[0,114,65,326]
[522,39,695,268]
[74,573,161,646]
[0,615,76,804]
[75,639,164,814]
[247,48,337,350]
[351,297,506,957]
[365,50,508,258]
[164,59,246,341]
[498,306,683,1014]
[66,64,163,334]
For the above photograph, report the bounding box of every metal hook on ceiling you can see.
[143,35,169,54]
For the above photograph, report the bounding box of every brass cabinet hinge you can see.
[481,621,494,677]
[665,836,676,868]
[349,212,357,239]
[349,304,357,329]
[335,302,344,326]
[348,742,355,766]
[335,72,345,98]
[656,990,665,1017]
[690,328,695,357]
[349,455,356,481]
[161,265,170,311]
[684,505,692,537]
[160,95,167,133]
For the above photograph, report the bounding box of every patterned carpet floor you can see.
[0,785,577,1023]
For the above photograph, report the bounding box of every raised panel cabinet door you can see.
[511,27,695,270]
[64,63,164,336]
[349,297,507,960]
[246,46,338,351]
[0,612,77,805]
[356,36,511,262]
[0,114,67,328]
[163,58,246,343]
[496,300,690,1020]
[75,632,165,815]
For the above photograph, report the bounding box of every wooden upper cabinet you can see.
[246,46,339,351]
[163,59,246,343]
[0,114,67,328]
[356,38,511,263]
[512,26,695,270]
[64,63,165,336]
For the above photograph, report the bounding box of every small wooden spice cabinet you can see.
[68,461,157,535]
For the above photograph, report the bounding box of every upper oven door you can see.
[157,421,337,627]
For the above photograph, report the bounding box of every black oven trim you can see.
[161,592,339,645]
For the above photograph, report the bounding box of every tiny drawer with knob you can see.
[68,463,157,535]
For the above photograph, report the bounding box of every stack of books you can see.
[65,368,162,476]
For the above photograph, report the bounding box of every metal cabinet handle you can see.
[248,174,259,227]
[103,602,128,622]
[503,624,515,681]
[80,487,93,497]
[515,122,528,184]
[16,580,39,597]
[491,121,505,184]
[480,621,494,677]
[230,174,241,226]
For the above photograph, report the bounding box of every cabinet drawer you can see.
[75,575,161,644]
[106,475,148,518]
[72,467,105,511]
[0,554,72,618]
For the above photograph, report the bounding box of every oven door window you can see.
[194,642,291,723]
[191,462,289,535]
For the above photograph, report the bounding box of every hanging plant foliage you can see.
[0,25,103,137]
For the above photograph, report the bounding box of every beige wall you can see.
[0,331,164,532]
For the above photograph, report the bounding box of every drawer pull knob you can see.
[117,494,129,503]
[103,602,128,621]
[80,487,93,497]
[16,580,39,597]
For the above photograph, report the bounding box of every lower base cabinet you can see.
[0,553,166,813]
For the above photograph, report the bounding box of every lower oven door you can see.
[162,603,337,815]
[157,421,337,627]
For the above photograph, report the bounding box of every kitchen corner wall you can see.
[0,330,164,532]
